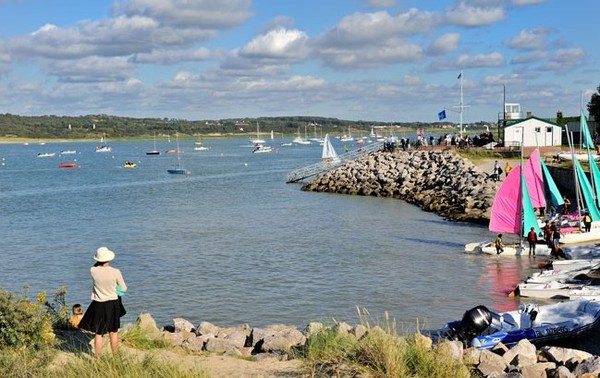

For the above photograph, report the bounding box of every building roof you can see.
[501,116,561,130]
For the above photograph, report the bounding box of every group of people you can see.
[491,160,511,182]
[494,221,566,258]
[69,246,128,356]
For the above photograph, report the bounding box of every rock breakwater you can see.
[117,313,600,377]
[302,149,497,223]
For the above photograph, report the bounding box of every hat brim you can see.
[93,249,115,262]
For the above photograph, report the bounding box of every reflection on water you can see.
[0,139,545,331]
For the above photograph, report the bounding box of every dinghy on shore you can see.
[434,299,600,350]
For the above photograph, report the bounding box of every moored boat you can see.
[37,152,55,158]
[252,145,273,154]
[435,299,600,350]
[58,162,77,168]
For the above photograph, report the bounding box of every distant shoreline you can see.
[0,133,268,144]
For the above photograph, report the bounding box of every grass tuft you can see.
[56,352,207,378]
[120,324,171,350]
[300,308,474,377]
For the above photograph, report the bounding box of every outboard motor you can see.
[446,305,492,345]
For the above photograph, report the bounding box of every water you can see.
[0,138,537,332]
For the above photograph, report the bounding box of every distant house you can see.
[502,116,562,147]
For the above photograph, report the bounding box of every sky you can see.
[0,0,598,123]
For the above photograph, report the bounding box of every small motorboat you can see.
[434,299,600,350]
[252,145,273,154]
[60,150,77,155]
[58,162,77,168]
[124,161,137,169]
[37,152,56,158]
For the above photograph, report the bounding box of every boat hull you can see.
[58,163,77,168]
[467,241,552,256]
[167,169,187,175]
[438,299,600,350]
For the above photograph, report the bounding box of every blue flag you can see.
[438,110,446,120]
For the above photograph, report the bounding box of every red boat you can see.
[58,163,78,168]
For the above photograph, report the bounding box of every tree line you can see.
[0,113,477,139]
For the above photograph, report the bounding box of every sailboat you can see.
[340,126,354,142]
[249,122,265,145]
[167,133,189,175]
[292,127,310,145]
[95,133,112,152]
[321,134,340,163]
[146,132,160,155]
[194,137,209,151]
[465,153,551,256]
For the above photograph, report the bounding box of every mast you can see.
[459,69,464,138]
[566,125,583,222]
[520,126,524,237]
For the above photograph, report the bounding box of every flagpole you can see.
[459,70,464,138]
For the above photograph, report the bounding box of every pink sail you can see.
[489,165,522,235]
[523,149,546,209]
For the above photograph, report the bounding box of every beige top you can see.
[90,265,127,302]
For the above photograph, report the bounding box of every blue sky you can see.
[0,0,597,123]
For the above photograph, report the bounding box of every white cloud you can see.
[240,28,310,60]
[457,51,505,67]
[132,48,211,64]
[44,56,135,83]
[444,3,505,27]
[318,9,438,48]
[117,0,253,29]
[318,38,423,69]
[427,33,460,56]
[505,28,550,50]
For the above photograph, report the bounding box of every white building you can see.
[503,116,562,147]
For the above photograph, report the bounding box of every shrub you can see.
[40,287,71,330]
[0,288,55,349]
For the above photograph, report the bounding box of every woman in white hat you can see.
[78,246,127,356]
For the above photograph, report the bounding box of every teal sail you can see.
[581,112,595,149]
[575,158,600,221]
[521,174,542,237]
[588,151,600,206]
[540,159,565,208]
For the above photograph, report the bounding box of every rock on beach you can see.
[301,149,498,223]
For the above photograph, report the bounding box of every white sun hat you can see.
[93,247,115,262]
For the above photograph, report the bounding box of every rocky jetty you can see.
[302,149,497,223]
[120,313,600,377]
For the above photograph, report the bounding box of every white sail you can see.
[322,134,338,160]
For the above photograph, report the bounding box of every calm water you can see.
[0,138,538,331]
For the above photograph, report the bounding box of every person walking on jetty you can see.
[492,160,502,181]
[584,213,592,232]
[527,227,537,256]
[78,247,127,356]
[562,195,571,215]
[551,222,561,253]
[504,161,512,179]
[495,233,504,255]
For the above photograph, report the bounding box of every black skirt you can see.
[78,299,122,335]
